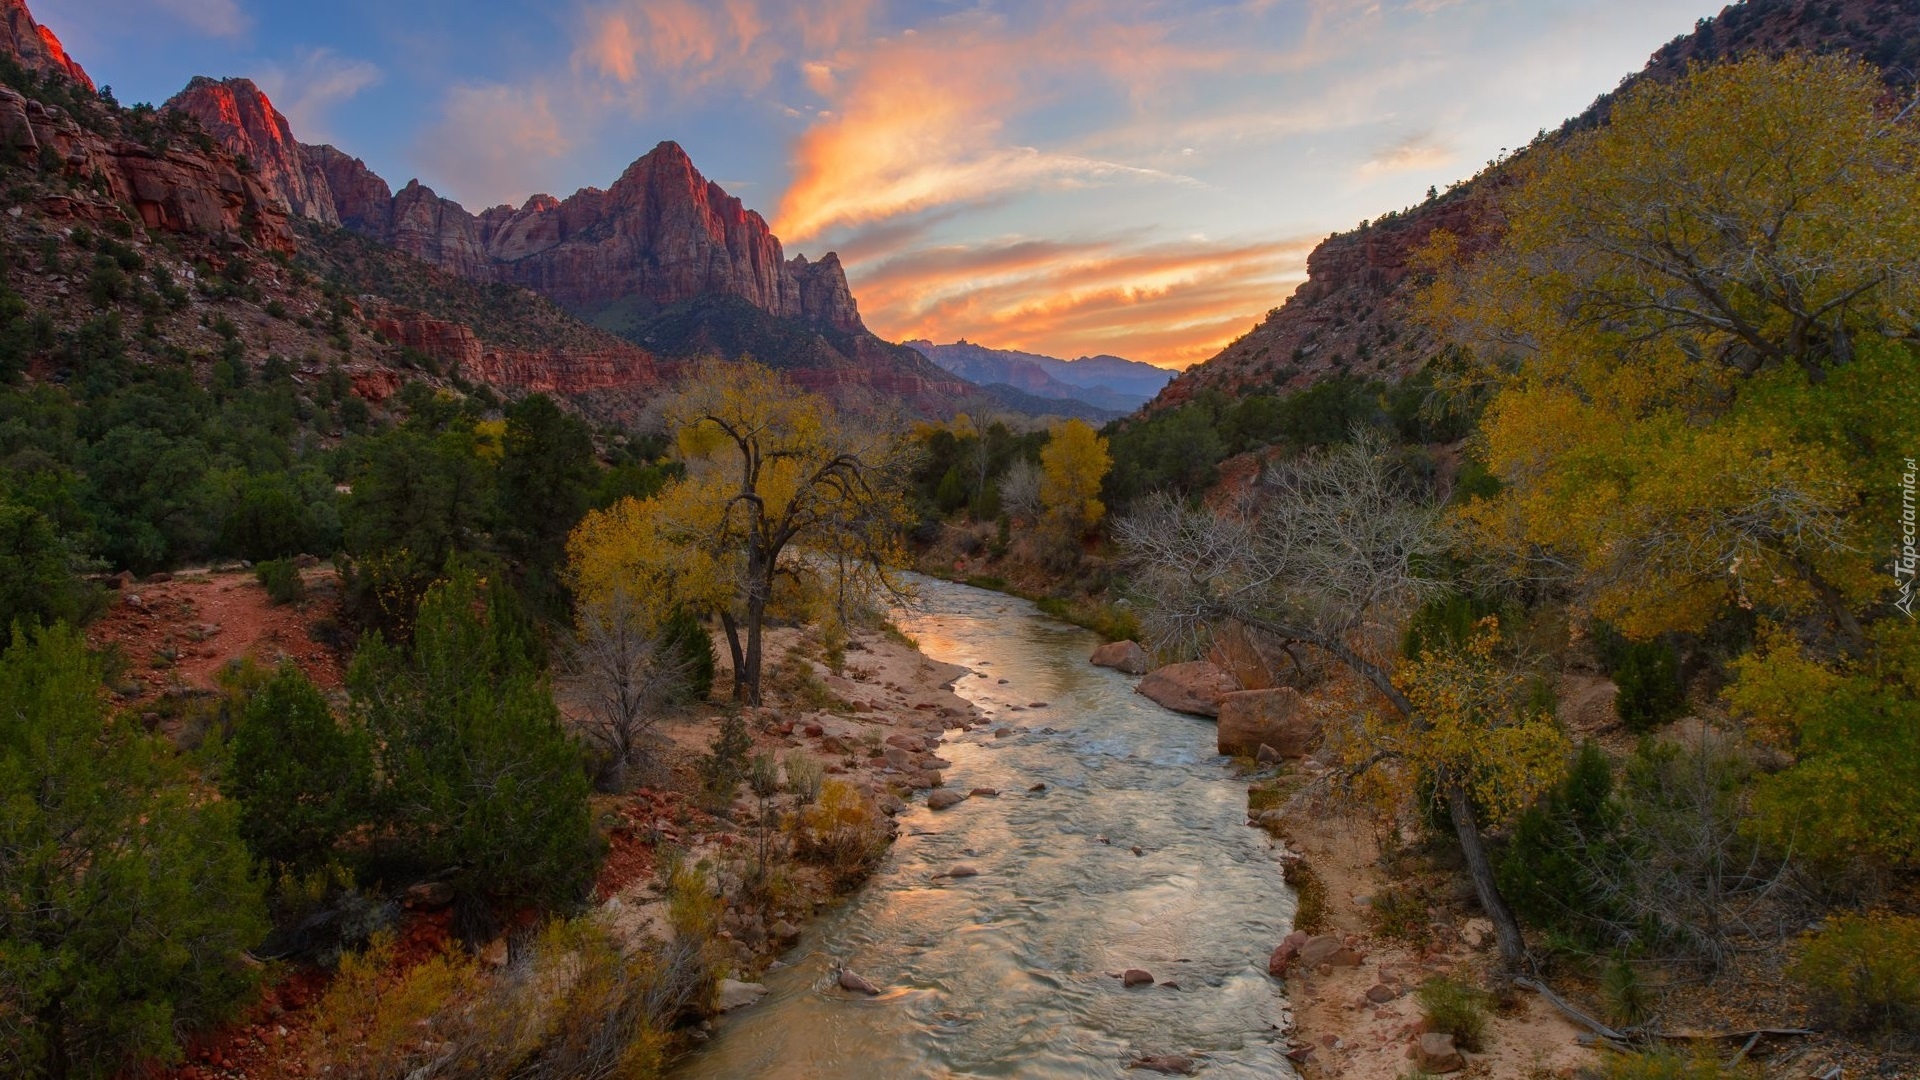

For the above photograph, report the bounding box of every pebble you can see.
[1121,969,1155,987]
[838,969,881,995]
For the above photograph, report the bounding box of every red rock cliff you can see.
[0,0,91,91]
[164,77,339,227]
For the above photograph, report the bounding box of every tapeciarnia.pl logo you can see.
[1899,457,1917,618]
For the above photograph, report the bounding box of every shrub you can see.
[1790,913,1920,1036]
[1595,623,1686,732]
[1415,976,1491,1051]
[256,557,305,604]
[1284,858,1330,935]
[1600,1048,1757,1079]
[225,664,371,875]
[698,713,753,811]
[1496,741,1626,946]
[1600,954,1654,1028]
[784,751,824,804]
[661,607,715,703]
[789,779,891,889]
[1369,885,1431,944]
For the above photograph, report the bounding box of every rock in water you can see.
[838,970,881,995]
[716,979,768,1012]
[1136,661,1241,717]
[1090,640,1152,675]
[926,789,967,810]
[1121,969,1155,987]
[1129,1054,1196,1074]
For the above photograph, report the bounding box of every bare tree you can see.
[1119,432,1533,967]
[998,457,1043,522]
[561,588,686,792]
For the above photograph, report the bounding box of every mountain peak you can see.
[0,0,92,91]
[165,75,341,227]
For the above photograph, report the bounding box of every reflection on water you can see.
[670,578,1297,1078]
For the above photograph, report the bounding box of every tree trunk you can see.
[720,612,745,700]
[741,592,766,706]
[1444,779,1528,970]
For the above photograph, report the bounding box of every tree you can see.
[224,664,372,875]
[1039,419,1111,537]
[998,457,1042,522]
[349,565,598,920]
[1118,433,1534,966]
[0,499,91,633]
[1423,54,1920,652]
[494,394,597,613]
[559,588,686,792]
[340,427,493,634]
[571,360,914,705]
[0,624,265,1078]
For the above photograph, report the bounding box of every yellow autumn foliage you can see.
[1039,419,1112,535]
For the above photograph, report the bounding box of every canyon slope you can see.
[1154,0,1920,410]
[165,80,973,415]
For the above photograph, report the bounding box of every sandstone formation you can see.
[0,83,293,254]
[1216,687,1317,758]
[163,78,339,226]
[371,310,660,397]
[0,0,91,91]
[1135,661,1241,718]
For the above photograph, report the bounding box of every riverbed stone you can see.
[1136,661,1241,717]
[1414,1032,1466,1073]
[1217,687,1318,757]
[1122,968,1155,987]
[716,979,768,1012]
[969,787,999,798]
[1128,1053,1196,1074]
[838,970,881,995]
[1091,640,1152,675]
[1268,930,1311,976]
[944,863,979,878]
[1297,934,1361,968]
[927,789,967,810]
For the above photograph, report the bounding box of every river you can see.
[670,577,1298,1078]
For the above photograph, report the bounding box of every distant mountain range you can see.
[905,340,1176,416]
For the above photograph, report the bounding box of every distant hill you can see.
[1153,0,1920,410]
[906,340,1175,414]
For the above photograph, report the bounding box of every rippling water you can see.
[670,578,1298,1079]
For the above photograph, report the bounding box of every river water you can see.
[671,578,1298,1079]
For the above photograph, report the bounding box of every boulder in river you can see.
[838,969,881,995]
[1121,968,1155,987]
[1129,1053,1197,1074]
[1136,661,1241,717]
[1090,640,1152,675]
[716,979,768,1011]
[927,789,967,810]
[1217,687,1318,757]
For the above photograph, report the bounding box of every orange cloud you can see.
[772,10,1239,243]
[1359,133,1455,176]
[574,0,872,96]
[848,235,1316,368]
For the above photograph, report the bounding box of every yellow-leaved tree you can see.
[1423,53,1920,651]
[1039,419,1112,537]
[1423,53,1920,866]
[569,360,915,704]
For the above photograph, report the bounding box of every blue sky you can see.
[40,1,1726,366]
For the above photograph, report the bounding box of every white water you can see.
[670,578,1298,1078]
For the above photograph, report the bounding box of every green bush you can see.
[698,713,753,811]
[256,557,305,604]
[1496,741,1626,946]
[661,608,715,704]
[1790,913,1920,1036]
[0,499,95,632]
[1600,953,1653,1028]
[1414,977,1491,1051]
[1599,1048,1756,1079]
[225,664,371,875]
[1595,623,1686,732]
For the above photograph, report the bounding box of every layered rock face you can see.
[0,0,91,92]
[0,83,293,253]
[163,77,339,226]
[372,309,661,397]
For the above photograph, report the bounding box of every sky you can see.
[39,1,1726,368]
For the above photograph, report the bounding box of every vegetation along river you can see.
[672,576,1299,1078]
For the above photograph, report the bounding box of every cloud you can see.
[253,48,381,144]
[1358,133,1456,175]
[771,11,1225,243]
[418,83,572,209]
[572,0,874,99]
[848,234,1317,368]
[154,0,248,38]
